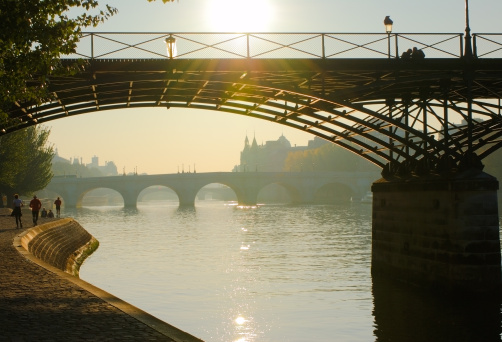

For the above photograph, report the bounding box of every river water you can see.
[70,201,502,342]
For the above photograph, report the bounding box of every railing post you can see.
[394,34,399,59]
[247,34,250,59]
[473,34,477,57]
[91,33,94,59]
[322,33,326,59]
[460,34,464,58]
[387,33,391,59]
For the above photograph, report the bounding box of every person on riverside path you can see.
[12,194,23,229]
[47,209,54,218]
[54,197,62,217]
[29,195,42,226]
[41,207,47,218]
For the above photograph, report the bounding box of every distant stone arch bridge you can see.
[44,171,377,208]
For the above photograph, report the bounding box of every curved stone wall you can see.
[21,218,99,277]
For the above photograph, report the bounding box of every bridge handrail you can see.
[473,33,502,58]
[62,32,498,60]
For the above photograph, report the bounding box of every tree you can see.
[283,143,379,172]
[0,1,117,123]
[0,126,54,205]
[0,1,116,205]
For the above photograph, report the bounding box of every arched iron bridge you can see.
[4,32,502,175]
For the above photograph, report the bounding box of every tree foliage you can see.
[0,126,54,200]
[0,1,116,204]
[0,1,117,121]
[283,143,379,172]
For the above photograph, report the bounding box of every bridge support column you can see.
[118,189,139,208]
[371,172,501,294]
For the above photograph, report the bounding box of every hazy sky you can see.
[47,0,502,174]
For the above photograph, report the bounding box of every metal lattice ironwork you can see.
[4,32,502,175]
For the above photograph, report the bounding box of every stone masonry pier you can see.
[371,172,501,294]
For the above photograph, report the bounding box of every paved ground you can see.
[0,211,200,342]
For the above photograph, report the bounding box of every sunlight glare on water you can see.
[76,201,374,342]
[73,201,502,342]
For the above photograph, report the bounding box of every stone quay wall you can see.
[371,172,501,294]
[21,218,99,277]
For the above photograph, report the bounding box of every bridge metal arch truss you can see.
[4,32,502,176]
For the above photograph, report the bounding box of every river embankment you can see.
[0,209,202,341]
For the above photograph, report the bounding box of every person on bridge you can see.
[11,194,23,229]
[54,197,62,217]
[29,195,42,226]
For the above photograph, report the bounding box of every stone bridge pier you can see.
[371,171,501,294]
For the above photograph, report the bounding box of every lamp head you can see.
[384,16,393,33]
[165,36,177,58]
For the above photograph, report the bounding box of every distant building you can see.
[52,148,70,164]
[235,134,329,172]
[52,150,118,176]
[86,155,118,176]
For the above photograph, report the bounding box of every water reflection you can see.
[372,275,502,342]
[175,205,197,219]
[71,202,502,341]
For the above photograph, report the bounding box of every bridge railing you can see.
[65,32,475,60]
[473,34,502,58]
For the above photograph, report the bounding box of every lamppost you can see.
[464,0,473,59]
[165,35,177,59]
[384,16,393,58]
[464,0,474,151]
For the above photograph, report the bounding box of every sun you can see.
[205,0,274,32]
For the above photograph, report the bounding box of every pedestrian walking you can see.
[54,197,62,217]
[29,195,42,226]
[12,194,23,228]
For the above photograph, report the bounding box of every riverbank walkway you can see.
[0,210,202,341]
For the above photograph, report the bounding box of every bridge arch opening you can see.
[81,188,124,207]
[196,183,237,203]
[313,183,355,204]
[138,186,179,206]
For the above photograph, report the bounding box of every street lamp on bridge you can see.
[463,0,474,152]
[464,0,473,59]
[384,16,393,59]
[165,35,177,59]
